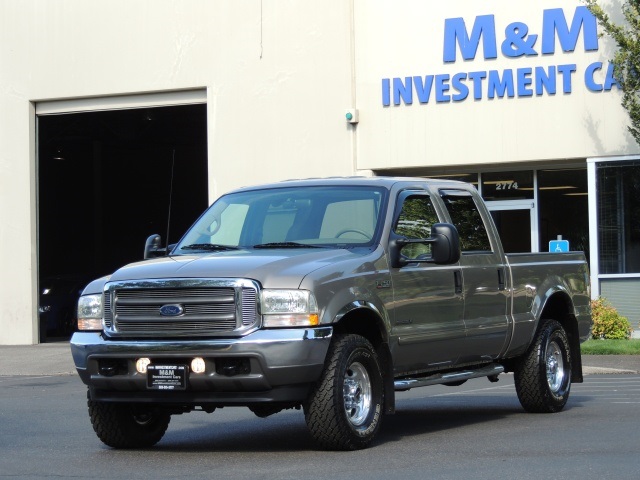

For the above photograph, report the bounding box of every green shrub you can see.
[590,297,633,340]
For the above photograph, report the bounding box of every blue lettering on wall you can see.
[535,66,556,95]
[444,6,597,62]
[586,62,622,91]
[435,74,451,102]
[557,64,576,93]
[382,6,620,107]
[541,6,598,54]
[452,73,469,101]
[604,62,621,90]
[414,76,434,103]
[380,63,622,105]
[501,23,538,58]
[585,62,604,92]
[487,70,514,99]
[443,15,497,62]
[517,68,534,97]
[382,78,391,106]
[393,77,413,105]
[468,71,487,100]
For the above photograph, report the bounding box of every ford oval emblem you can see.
[159,304,184,316]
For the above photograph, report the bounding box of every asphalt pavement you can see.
[1,341,639,376]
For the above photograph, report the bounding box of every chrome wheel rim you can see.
[343,361,372,427]
[546,339,566,393]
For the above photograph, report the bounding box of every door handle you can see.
[497,268,506,291]
[454,270,463,295]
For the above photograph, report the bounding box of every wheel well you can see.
[332,308,386,350]
[332,308,396,414]
[540,292,584,383]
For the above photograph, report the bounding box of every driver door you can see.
[389,191,465,374]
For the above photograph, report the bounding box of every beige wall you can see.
[0,0,357,344]
[0,0,636,343]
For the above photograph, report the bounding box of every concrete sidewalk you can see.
[0,343,76,376]
[1,341,639,377]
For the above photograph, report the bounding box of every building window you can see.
[597,160,640,274]
[538,168,588,254]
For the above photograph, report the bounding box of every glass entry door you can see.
[486,200,538,253]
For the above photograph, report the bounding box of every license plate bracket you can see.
[147,365,187,390]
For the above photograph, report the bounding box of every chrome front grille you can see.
[102,279,259,337]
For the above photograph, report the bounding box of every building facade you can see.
[1,0,637,344]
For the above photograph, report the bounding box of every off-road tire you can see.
[514,319,572,413]
[87,392,170,448]
[304,334,384,450]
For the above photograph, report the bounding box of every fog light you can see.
[191,357,206,374]
[136,358,151,374]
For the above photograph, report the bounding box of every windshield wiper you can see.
[180,243,240,251]
[252,242,324,249]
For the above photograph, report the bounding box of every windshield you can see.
[174,185,387,253]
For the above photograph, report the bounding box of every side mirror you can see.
[390,223,460,268]
[429,223,460,265]
[144,234,165,259]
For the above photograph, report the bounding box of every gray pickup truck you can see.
[70,177,591,450]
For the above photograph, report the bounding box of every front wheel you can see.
[514,319,572,413]
[87,393,171,448]
[304,334,384,450]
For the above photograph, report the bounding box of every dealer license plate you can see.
[147,365,187,390]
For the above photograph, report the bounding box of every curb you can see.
[583,366,638,375]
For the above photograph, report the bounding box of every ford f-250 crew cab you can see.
[70,177,591,450]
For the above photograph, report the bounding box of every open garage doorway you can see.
[37,103,208,341]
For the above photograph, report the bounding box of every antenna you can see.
[165,148,176,254]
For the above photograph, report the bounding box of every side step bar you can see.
[394,363,505,391]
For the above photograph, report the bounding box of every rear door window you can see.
[440,190,492,253]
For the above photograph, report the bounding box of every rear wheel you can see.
[304,334,384,450]
[514,319,572,413]
[87,393,170,448]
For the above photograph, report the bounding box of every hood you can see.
[108,248,371,289]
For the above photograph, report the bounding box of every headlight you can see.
[261,290,319,327]
[77,294,103,331]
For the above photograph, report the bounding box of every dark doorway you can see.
[490,209,532,253]
[37,104,208,341]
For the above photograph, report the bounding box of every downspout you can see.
[348,0,360,176]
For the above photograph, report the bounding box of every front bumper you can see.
[70,327,332,405]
